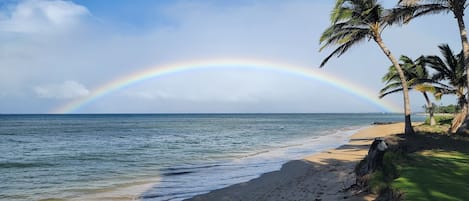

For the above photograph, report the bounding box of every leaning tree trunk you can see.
[453,94,468,133]
[453,9,469,133]
[422,92,436,126]
[374,34,415,135]
[455,6,469,109]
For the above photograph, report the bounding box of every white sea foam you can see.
[144,125,370,201]
[2,114,416,201]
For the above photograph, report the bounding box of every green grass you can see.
[414,124,450,134]
[416,115,454,134]
[391,151,469,201]
[424,115,454,125]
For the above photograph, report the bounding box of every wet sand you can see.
[186,123,405,201]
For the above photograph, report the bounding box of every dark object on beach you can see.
[355,138,388,186]
[372,122,397,125]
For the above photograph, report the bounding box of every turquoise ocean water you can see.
[0,114,424,201]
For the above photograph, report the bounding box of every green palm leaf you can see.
[320,0,416,134]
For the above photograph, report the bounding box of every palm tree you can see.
[425,44,467,132]
[389,0,469,130]
[380,55,438,125]
[320,0,415,134]
[426,45,466,107]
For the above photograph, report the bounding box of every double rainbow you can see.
[53,58,402,113]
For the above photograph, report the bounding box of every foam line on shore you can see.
[186,123,405,201]
[144,125,369,201]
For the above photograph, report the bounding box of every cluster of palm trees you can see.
[319,0,468,135]
[379,45,466,127]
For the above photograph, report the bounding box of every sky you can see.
[0,0,465,114]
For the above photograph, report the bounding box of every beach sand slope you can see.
[186,123,404,201]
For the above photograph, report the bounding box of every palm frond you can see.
[319,25,369,50]
[380,81,404,94]
[331,0,352,23]
[385,6,416,25]
[380,87,409,98]
[411,4,449,19]
[388,2,449,26]
[320,27,369,67]
[415,84,436,93]
[319,0,386,67]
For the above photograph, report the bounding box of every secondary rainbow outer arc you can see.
[53,59,402,113]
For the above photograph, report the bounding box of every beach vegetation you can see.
[415,123,451,134]
[368,171,388,194]
[423,115,454,126]
[380,55,440,126]
[425,44,467,132]
[320,0,415,134]
[387,0,469,133]
[425,44,467,110]
[368,152,403,194]
[392,150,469,201]
[366,129,469,200]
[425,104,461,114]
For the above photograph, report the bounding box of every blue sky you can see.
[0,0,465,113]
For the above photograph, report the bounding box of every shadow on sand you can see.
[140,139,384,201]
[166,142,376,201]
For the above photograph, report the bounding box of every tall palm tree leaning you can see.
[390,0,469,132]
[380,55,438,126]
[427,44,467,108]
[319,0,415,134]
[426,44,467,132]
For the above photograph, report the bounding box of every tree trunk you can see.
[455,7,469,107]
[422,92,436,126]
[452,105,467,133]
[449,94,466,133]
[374,35,415,135]
[453,9,469,132]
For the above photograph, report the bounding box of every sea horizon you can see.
[0,112,410,115]
[1,113,425,201]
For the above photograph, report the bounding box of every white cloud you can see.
[34,80,89,99]
[0,0,463,113]
[0,0,90,33]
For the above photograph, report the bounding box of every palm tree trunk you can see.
[373,34,415,135]
[422,92,436,126]
[452,13,469,132]
[455,9,469,105]
[450,93,466,133]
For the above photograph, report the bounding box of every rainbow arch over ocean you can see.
[53,58,402,113]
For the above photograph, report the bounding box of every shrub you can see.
[382,152,401,180]
[368,152,405,196]
[369,171,387,194]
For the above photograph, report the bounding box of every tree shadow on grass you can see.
[390,132,469,201]
[396,131,469,154]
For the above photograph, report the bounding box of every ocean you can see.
[0,114,424,201]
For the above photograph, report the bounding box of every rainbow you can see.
[53,58,402,113]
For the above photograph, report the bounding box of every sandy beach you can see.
[186,123,405,201]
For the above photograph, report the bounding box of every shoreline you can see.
[69,124,368,201]
[186,123,405,201]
